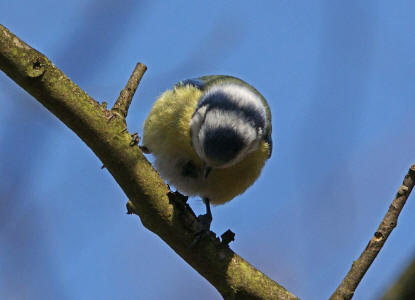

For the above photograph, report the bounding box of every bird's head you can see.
[190,83,269,172]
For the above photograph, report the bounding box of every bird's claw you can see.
[190,212,212,247]
[130,133,139,146]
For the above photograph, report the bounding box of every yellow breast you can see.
[143,85,270,205]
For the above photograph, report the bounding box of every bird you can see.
[142,75,272,237]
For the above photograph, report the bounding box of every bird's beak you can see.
[204,166,212,178]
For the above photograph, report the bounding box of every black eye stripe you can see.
[197,91,266,131]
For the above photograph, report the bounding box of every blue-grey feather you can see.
[176,78,205,89]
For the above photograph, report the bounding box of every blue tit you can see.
[142,75,272,233]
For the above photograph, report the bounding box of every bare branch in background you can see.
[330,164,415,300]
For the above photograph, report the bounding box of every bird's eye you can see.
[181,161,198,179]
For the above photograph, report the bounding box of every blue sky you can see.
[1,1,415,299]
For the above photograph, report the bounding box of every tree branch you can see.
[112,62,147,118]
[330,164,415,300]
[0,24,297,300]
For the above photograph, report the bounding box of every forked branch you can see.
[112,62,147,118]
[3,22,413,300]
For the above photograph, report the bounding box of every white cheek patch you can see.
[190,105,207,162]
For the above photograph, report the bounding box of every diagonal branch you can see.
[330,164,415,300]
[0,24,297,300]
[112,62,147,119]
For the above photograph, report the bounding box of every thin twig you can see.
[112,62,147,118]
[330,164,415,300]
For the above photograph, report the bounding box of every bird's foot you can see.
[130,133,140,146]
[139,145,150,153]
[190,198,212,247]
[190,213,212,247]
